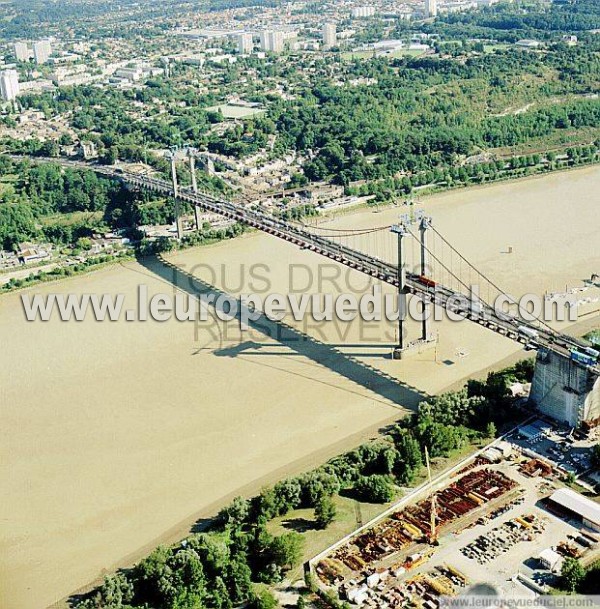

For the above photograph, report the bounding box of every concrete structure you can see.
[516,39,541,49]
[0,70,19,101]
[548,488,600,532]
[351,6,376,18]
[531,349,600,427]
[425,0,438,17]
[80,141,97,160]
[323,23,337,49]
[14,42,30,62]
[538,548,563,573]
[33,40,52,64]
[260,30,284,53]
[237,33,253,54]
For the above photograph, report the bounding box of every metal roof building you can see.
[548,488,600,532]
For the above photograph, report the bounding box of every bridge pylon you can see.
[419,215,432,342]
[186,147,202,231]
[391,222,408,359]
[166,148,183,240]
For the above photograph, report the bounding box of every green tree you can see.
[93,572,134,609]
[561,558,585,592]
[0,203,38,249]
[217,496,250,528]
[269,532,304,571]
[314,495,337,529]
[354,475,395,503]
[250,589,278,609]
[485,422,497,438]
[590,444,600,469]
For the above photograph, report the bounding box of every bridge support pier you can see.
[530,349,600,427]
[419,215,432,342]
[391,222,408,360]
[187,148,202,231]
[168,150,183,240]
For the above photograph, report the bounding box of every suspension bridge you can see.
[19,156,600,427]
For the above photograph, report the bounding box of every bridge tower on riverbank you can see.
[531,349,600,427]
[166,148,183,240]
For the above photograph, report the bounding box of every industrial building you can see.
[538,548,563,573]
[548,488,600,532]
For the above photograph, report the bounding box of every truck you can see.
[518,325,539,340]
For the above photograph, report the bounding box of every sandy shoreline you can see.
[2,166,599,609]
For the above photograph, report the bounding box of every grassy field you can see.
[483,44,511,53]
[38,210,104,226]
[206,104,265,119]
[267,495,386,582]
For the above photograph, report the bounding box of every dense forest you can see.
[0,157,178,249]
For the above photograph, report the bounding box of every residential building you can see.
[33,40,52,64]
[351,6,376,18]
[425,0,438,17]
[14,42,30,62]
[0,70,19,101]
[260,30,284,53]
[323,22,337,49]
[237,33,254,54]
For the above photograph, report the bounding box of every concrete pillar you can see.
[391,223,408,358]
[187,150,202,231]
[531,349,600,427]
[419,216,431,342]
[169,153,183,240]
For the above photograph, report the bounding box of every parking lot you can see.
[506,419,597,478]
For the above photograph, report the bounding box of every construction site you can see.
[310,432,600,607]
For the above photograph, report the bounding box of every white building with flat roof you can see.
[538,548,563,573]
[323,22,337,49]
[0,70,19,101]
[14,42,30,62]
[237,33,254,54]
[352,6,375,18]
[33,40,52,64]
[260,30,284,53]
[425,0,438,17]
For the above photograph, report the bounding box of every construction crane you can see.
[425,447,438,545]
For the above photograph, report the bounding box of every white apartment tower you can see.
[260,30,284,53]
[425,0,438,18]
[0,70,20,102]
[323,22,337,49]
[14,42,30,62]
[351,6,376,18]
[33,40,52,64]
[237,33,253,54]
